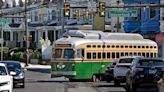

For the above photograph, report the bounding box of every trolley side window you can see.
[87,52,91,59]
[76,49,85,58]
[63,49,75,59]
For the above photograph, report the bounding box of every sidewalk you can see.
[21,63,51,69]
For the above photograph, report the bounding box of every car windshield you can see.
[6,63,21,72]
[119,58,134,63]
[139,59,164,66]
[63,49,74,59]
[0,66,7,75]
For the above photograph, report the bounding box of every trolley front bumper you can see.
[51,71,76,77]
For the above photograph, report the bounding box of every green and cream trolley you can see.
[51,30,158,81]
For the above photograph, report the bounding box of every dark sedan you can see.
[126,57,164,92]
[0,61,25,88]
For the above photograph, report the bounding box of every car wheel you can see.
[125,77,130,92]
[130,80,136,92]
[106,79,111,83]
[69,79,77,82]
[114,79,120,86]
[92,75,100,82]
[21,82,25,88]
[21,84,25,88]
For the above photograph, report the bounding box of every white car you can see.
[113,56,142,86]
[0,63,13,92]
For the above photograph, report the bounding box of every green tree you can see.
[0,0,4,9]
[28,0,34,5]
[18,0,24,7]
[12,0,16,7]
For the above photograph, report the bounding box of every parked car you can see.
[113,56,142,86]
[0,61,25,88]
[103,60,117,82]
[126,57,164,92]
[0,63,13,92]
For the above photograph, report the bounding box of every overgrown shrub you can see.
[0,47,9,60]
[31,50,41,59]
[12,52,22,61]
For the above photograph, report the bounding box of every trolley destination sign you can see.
[110,10,138,17]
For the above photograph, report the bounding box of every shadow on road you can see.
[96,84,124,87]
[27,68,50,73]
[37,80,69,83]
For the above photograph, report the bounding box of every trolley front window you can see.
[64,49,75,59]
[54,49,62,58]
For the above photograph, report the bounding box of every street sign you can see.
[110,10,138,17]
[0,19,11,25]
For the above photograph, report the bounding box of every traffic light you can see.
[64,2,70,17]
[76,10,80,21]
[99,2,106,17]
[83,9,89,19]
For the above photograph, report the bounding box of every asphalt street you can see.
[13,68,162,92]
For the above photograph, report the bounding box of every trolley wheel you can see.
[92,75,100,82]
[69,79,77,82]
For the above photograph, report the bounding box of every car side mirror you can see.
[10,71,16,76]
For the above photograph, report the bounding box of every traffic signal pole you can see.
[61,0,64,34]
[116,0,120,32]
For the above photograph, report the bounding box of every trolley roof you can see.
[55,37,157,47]
[62,30,143,40]
[54,30,157,47]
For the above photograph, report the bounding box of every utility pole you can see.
[88,0,94,30]
[116,0,120,32]
[59,0,65,35]
[24,0,29,66]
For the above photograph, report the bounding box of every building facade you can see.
[160,0,164,32]
[1,0,115,49]
[123,0,160,35]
